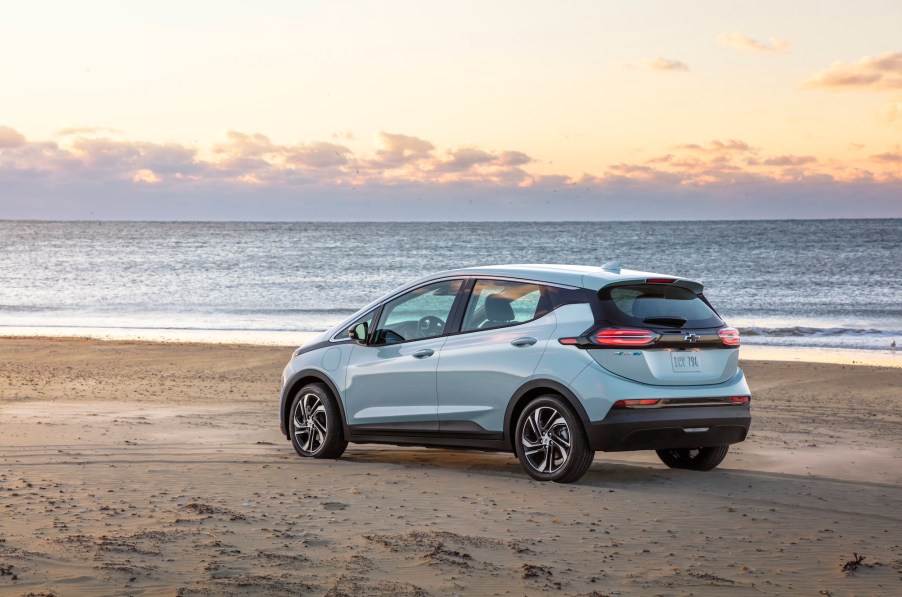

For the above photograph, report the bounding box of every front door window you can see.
[373,279,463,344]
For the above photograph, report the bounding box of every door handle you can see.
[511,337,537,347]
[412,348,435,358]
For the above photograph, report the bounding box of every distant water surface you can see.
[1,220,899,351]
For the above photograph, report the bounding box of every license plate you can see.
[671,350,702,372]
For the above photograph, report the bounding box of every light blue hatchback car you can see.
[279,264,751,483]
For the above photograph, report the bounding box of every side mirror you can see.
[348,321,368,344]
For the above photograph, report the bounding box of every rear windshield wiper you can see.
[642,316,687,327]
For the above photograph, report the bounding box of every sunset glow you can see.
[1,0,900,219]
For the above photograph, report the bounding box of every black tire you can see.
[514,395,593,483]
[289,383,347,459]
[656,445,729,471]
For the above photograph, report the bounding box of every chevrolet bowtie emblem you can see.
[684,333,701,342]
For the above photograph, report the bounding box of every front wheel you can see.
[514,395,593,483]
[656,445,729,471]
[289,383,347,459]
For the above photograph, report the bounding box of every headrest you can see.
[485,294,515,322]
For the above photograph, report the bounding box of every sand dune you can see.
[1,338,900,596]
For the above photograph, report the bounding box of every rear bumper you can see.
[587,405,751,452]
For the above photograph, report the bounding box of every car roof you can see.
[430,264,704,293]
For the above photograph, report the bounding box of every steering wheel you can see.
[417,315,445,338]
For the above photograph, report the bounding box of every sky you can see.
[1,0,900,220]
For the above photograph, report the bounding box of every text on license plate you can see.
[671,350,702,372]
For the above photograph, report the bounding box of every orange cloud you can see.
[677,139,754,154]
[498,151,531,167]
[56,126,122,137]
[1,125,900,200]
[133,168,161,183]
[717,32,791,54]
[640,57,690,72]
[0,125,26,148]
[871,151,902,163]
[371,132,435,167]
[283,142,351,169]
[762,155,818,166]
[434,148,496,173]
[805,52,902,91]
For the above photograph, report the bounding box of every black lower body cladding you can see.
[588,405,751,452]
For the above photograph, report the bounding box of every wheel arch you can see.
[281,369,349,440]
[503,379,591,451]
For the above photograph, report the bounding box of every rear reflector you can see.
[729,396,750,405]
[645,278,675,284]
[592,329,657,346]
[558,337,579,345]
[718,327,741,346]
[613,399,661,408]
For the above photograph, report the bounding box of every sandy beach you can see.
[1,337,900,596]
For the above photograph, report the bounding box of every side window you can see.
[373,279,463,345]
[333,309,376,341]
[462,280,550,332]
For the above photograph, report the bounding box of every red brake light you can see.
[645,278,675,284]
[592,329,657,346]
[718,327,741,346]
[613,399,661,408]
[729,396,750,405]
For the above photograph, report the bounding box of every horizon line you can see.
[2,216,900,224]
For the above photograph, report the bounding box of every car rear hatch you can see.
[582,279,739,386]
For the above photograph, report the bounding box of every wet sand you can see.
[1,338,900,596]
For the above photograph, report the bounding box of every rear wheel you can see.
[289,383,347,459]
[514,395,593,483]
[656,445,729,471]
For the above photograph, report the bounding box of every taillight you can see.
[718,327,740,346]
[592,329,658,346]
[729,396,750,405]
[613,399,661,408]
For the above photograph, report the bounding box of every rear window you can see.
[598,284,723,329]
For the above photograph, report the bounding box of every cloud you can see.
[209,131,275,175]
[133,169,161,184]
[805,52,902,91]
[66,138,199,177]
[371,132,434,167]
[213,131,274,158]
[1,129,901,221]
[762,155,818,166]
[0,129,537,190]
[434,148,497,172]
[498,151,531,167]
[717,31,791,54]
[0,125,26,148]
[283,142,352,169]
[677,139,754,154]
[870,151,902,163]
[56,126,122,137]
[640,57,690,72]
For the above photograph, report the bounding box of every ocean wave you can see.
[739,326,900,338]
[0,304,58,312]
[221,307,359,316]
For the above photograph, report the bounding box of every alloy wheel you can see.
[520,405,571,474]
[292,392,328,455]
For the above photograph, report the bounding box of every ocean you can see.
[1,219,899,351]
